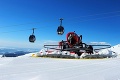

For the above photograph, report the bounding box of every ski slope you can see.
[0,44,120,80]
[0,57,120,80]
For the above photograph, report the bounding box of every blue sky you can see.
[0,0,120,49]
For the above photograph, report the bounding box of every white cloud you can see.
[43,40,59,45]
[0,39,59,49]
[0,39,41,49]
[89,42,111,45]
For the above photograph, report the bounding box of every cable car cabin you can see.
[57,26,64,35]
[29,35,36,43]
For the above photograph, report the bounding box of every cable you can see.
[0,22,41,29]
[64,14,120,30]
[79,14,120,22]
[0,11,119,34]
[0,10,120,29]
[0,13,119,34]
[71,10,120,18]
[0,28,33,34]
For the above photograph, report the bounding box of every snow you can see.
[110,44,120,54]
[0,44,120,80]
[98,44,120,57]
[0,56,120,80]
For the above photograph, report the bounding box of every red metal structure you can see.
[44,31,111,57]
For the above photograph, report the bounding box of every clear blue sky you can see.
[0,0,120,48]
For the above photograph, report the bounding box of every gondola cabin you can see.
[29,35,36,43]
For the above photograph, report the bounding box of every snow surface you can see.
[0,56,120,80]
[98,44,120,57]
[0,44,120,80]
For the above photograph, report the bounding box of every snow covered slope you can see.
[98,44,120,57]
[0,57,120,80]
[110,44,120,54]
[0,44,120,80]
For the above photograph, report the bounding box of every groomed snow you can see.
[0,44,120,80]
[0,56,120,80]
